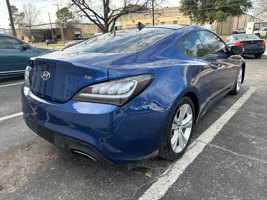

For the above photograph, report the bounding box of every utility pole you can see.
[6,0,16,37]
[48,13,55,40]
[57,3,65,43]
[152,0,155,26]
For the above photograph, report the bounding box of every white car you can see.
[253,27,267,38]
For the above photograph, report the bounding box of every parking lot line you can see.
[139,87,256,200]
[0,112,23,122]
[0,82,24,88]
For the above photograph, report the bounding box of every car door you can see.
[196,30,238,101]
[260,28,267,37]
[175,31,213,116]
[0,36,34,75]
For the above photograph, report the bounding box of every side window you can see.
[0,36,22,49]
[175,31,206,58]
[196,31,228,55]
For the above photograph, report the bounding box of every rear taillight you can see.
[259,41,266,45]
[235,42,245,46]
[24,66,31,86]
[72,74,154,106]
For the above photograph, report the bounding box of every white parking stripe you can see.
[0,112,23,122]
[0,82,24,88]
[139,87,256,200]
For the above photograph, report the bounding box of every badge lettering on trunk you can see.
[41,71,51,80]
[84,75,92,80]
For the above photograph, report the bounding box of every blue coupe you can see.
[0,34,53,77]
[22,25,245,163]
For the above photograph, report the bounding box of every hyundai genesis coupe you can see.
[22,25,245,164]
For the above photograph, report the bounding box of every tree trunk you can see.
[6,0,16,37]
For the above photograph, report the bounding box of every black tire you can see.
[159,96,195,161]
[230,68,242,95]
[254,53,263,58]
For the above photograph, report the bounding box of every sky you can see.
[1,0,66,29]
[0,0,179,29]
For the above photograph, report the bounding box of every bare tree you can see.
[21,3,40,35]
[70,0,150,33]
[254,1,267,21]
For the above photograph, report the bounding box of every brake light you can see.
[259,41,266,45]
[235,42,245,46]
[72,74,154,106]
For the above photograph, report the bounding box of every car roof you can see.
[0,33,17,38]
[0,33,30,45]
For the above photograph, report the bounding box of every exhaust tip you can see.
[72,150,97,162]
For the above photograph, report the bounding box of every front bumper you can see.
[22,84,168,163]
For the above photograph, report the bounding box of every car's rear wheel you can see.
[254,53,263,58]
[159,97,195,161]
[230,68,242,95]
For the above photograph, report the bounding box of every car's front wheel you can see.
[254,53,263,58]
[159,97,195,161]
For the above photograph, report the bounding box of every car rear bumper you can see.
[243,47,265,55]
[23,115,113,164]
[21,84,167,163]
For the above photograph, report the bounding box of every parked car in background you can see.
[0,34,54,77]
[233,28,246,34]
[22,25,245,164]
[253,27,267,38]
[225,34,266,58]
[65,40,83,47]
[45,39,57,45]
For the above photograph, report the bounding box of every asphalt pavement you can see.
[0,55,267,200]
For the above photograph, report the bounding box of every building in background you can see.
[2,6,263,43]
[116,7,262,35]
[215,14,263,35]
[117,7,190,29]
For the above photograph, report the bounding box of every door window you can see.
[175,31,206,58]
[196,31,228,55]
[0,36,22,49]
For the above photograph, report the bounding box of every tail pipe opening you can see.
[72,149,97,162]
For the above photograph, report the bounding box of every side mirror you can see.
[231,46,243,55]
[20,44,28,51]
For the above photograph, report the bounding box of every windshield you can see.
[234,34,260,40]
[63,28,175,53]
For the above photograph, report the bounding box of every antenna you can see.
[137,22,145,31]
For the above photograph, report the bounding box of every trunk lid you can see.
[241,40,263,48]
[29,51,136,102]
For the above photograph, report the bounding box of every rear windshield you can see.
[63,28,175,53]
[234,34,260,41]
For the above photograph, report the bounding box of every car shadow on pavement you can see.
[0,75,24,83]
[242,54,267,60]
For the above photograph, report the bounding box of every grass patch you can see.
[47,44,65,47]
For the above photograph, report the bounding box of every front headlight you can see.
[24,65,31,86]
[72,74,154,106]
